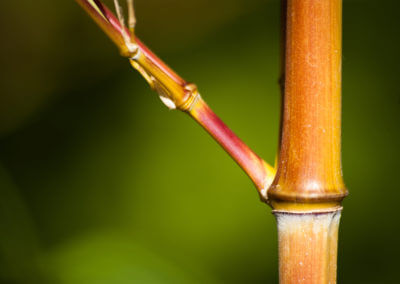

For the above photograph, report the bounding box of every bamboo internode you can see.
[271,1,347,282]
[275,209,341,284]
[268,0,347,206]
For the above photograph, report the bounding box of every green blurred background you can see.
[0,0,399,283]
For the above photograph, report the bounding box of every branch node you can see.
[113,0,138,56]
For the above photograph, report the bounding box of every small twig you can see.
[74,0,276,197]
[112,0,137,53]
[127,0,136,39]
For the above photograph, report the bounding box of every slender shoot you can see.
[74,0,276,198]
[127,0,136,39]
[112,0,137,53]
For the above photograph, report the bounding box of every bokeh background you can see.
[0,0,399,283]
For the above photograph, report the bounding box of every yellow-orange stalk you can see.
[74,0,348,282]
[74,0,276,195]
[275,209,341,283]
[269,0,347,282]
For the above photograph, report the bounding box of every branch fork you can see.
[74,0,347,207]
[75,1,348,282]
[75,0,276,197]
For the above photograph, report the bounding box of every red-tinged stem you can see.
[272,0,347,282]
[75,0,125,49]
[76,0,186,86]
[189,98,275,195]
[74,0,276,196]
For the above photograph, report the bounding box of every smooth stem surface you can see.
[275,209,341,284]
[190,98,276,193]
[269,0,347,205]
[74,0,276,195]
[271,0,347,282]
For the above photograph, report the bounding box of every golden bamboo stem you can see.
[75,1,349,282]
[269,0,347,282]
[275,209,341,283]
[269,0,347,206]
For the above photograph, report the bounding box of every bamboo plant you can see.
[74,0,348,282]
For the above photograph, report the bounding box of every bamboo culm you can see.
[74,1,348,283]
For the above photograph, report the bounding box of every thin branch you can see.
[113,0,129,43]
[74,0,276,197]
[127,0,136,39]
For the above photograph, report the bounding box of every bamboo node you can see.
[113,0,138,57]
[179,83,201,112]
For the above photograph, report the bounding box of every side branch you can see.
[190,99,276,193]
[74,0,276,196]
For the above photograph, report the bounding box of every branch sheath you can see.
[74,0,276,195]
